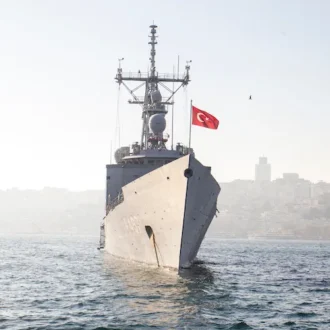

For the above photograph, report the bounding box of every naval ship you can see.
[99,24,221,270]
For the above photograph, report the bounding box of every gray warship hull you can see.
[104,154,220,270]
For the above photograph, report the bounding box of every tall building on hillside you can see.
[255,156,271,182]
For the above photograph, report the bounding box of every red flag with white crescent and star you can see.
[191,105,219,130]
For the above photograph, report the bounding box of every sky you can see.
[1,0,330,190]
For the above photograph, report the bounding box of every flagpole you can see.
[188,99,192,150]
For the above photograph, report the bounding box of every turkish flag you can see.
[192,105,219,130]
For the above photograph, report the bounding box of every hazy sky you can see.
[1,0,330,190]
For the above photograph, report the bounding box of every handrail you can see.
[106,191,124,214]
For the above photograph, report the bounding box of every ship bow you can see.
[179,155,220,268]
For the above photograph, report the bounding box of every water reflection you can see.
[102,254,217,328]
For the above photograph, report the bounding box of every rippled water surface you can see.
[1,235,330,329]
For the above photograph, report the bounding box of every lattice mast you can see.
[115,24,191,151]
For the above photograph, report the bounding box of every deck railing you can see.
[106,191,124,215]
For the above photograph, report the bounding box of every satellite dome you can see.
[149,114,166,134]
[150,90,162,103]
[114,146,130,164]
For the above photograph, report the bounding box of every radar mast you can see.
[115,24,191,151]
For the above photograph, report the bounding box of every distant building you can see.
[294,180,311,200]
[283,173,299,182]
[278,173,311,201]
[255,157,271,182]
[311,181,330,198]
